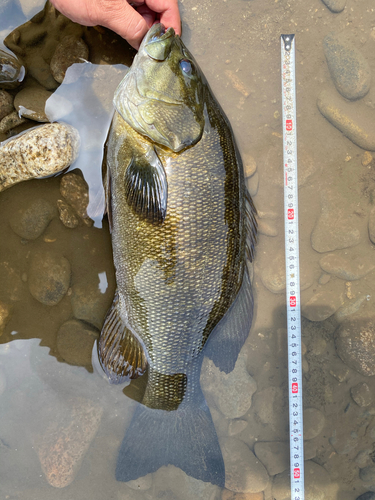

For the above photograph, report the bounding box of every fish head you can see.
[114,23,205,152]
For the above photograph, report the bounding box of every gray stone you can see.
[323,32,371,100]
[60,172,93,226]
[321,0,346,13]
[28,251,71,306]
[319,253,375,280]
[335,316,375,376]
[201,351,257,419]
[303,408,325,440]
[0,262,25,302]
[9,198,55,240]
[0,48,25,89]
[57,199,79,228]
[360,466,375,485]
[0,110,28,134]
[0,90,13,120]
[350,382,373,407]
[355,450,373,469]
[252,386,288,437]
[222,438,269,493]
[329,357,349,382]
[317,89,375,151]
[335,295,368,322]
[51,35,89,84]
[14,86,52,122]
[369,207,375,245]
[254,441,289,476]
[357,493,375,500]
[301,281,344,322]
[71,281,113,330]
[57,320,99,368]
[329,428,359,455]
[228,419,248,437]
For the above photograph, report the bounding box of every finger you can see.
[144,0,181,35]
[136,4,156,29]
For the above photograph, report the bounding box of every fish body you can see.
[99,24,257,487]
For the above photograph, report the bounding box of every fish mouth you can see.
[144,23,175,61]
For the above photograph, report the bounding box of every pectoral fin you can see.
[124,148,167,224]
[98,292,147,383]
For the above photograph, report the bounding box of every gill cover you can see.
[113,24,205,153]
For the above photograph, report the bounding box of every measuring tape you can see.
[281,34,305,500]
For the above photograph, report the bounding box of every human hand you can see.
[50,0,181,50]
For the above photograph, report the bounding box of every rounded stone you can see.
[335,316,375,376]
[222,438,269,493]
[9,198,55,240]
[356,493,375,500]
[14,87,52,122]
[56,319,98,367]
[0,90,14,120]
[71,281,112,330]
[0,48,25,89]
[28,251,71,306]
[360,466,375,484]
[57,199,79,228]
[253,441,289,476]
[350,382,373,407]
[323,32,371,100]
[243,154,257,178]
[60,172,92,225]
[321,0,346,12]
[50,35,89,84]
[303,408,326,440]
[301,282,344,322]
[319,253,374,280]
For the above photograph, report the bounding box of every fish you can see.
[98,23,257,487]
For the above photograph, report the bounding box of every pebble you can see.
[301,281,344,322]
[251,387,288,437]
[14,86,52,122]
[221,438,269,493]
[0,301,11,335]
[319,252,375,280]
[317,89,375,151]
[222,491,263,500]
[323,32,371,100]
[362,151,373,167]
[335,316,375,376]
[369,207,375,245]
[0,123,80,192]
[71,281,112,330]
[355,450,373,469]
[200,351,257,419]
[0,261,25,301]
[0,110,28,133]
[243,154,257,178]
[335,295,368,322]
[56,319,99,368]
[9,198,55,240]
[51,35,89,84]
[321,0,346,12]
[350,382,373,407]
[356,493,375,500]
[28,250,71,306]
[360,466,375,486]
[60,172,93,226]
[272,461,333,500]
[0,48,25,89]
[260,254,285,293]
[36,397,103,488]
[329,357,349,382]
[303,408,326,439]
[57,199,79,228]
[253,441,289,476]
[329,428,358,455]
[228,419,248,437]
[0,90,14,120]
[311,189,361,252]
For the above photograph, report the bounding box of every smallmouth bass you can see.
[99,23,257,487]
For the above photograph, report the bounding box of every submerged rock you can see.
[350,382,372,407]
[0,48,25,89]
[50,35,89,83]
[0,110,28,133]
[60,172,93,226]
[9,198,55,240]
[369,207,375,245]
[56,319,99,368]
[253,441,289,476]
[0,90,14,120]
[14,86,52,122]
[323,32,371,100]
[71,281,112,330]
[319,252,375,280]
[321,0,346,12]
[0,122,80,192]
[57,199,79,228]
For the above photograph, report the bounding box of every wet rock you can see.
[335,295,368,322]
[71,281,112,330]
[26,52,59,91]
[0,48,25,89]
[36,397,103,488]
[369,207,375,245]
[57,199,79,228]
[14,86,52,122]
[246,171,259,197]
[311,189,361,252]
[317,89,375,151]
[330,425,360,454]
[51,35,89,84]
[323,32,371,100]
[272,461,333,500]
[360,466,375,487]
[252,386,288,437]
[303,408,325,439]
[28,251,71,306]
[362,151,373,167]
[201,351,257,419]
[9,198,55,240]
[153,465,220,500]
[0,123,80,192]
[0,110,28,133]
[301,281,344,322]
[222,438,269,493]
[321,0,346,12]
[60,172,93,226]
[222,491,263,500]
[350,382,372,407]
[253,441,289,476]
[0,301,11,336]
[357,493,375,500]
[243,154,257,178]
[335,316,375,376]
[0,262,25,301]
[260,254,285,293]
[228,419,248,437]
[319,252,375,280]
[329,357,349,382]
[56,319,99,368]
[355,450,373,469]
[0,90,14,120]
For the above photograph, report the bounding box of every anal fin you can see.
[98,292,147,383]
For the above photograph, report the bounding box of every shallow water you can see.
[1,0,375,499]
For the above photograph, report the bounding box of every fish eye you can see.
[180,59,193,76]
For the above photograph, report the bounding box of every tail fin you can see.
[116,395,225,487]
